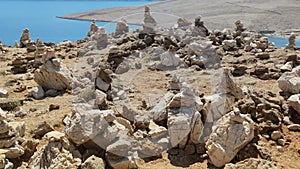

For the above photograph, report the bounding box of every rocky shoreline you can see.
[0,5,300,169]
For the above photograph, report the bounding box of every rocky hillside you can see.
[0,6,300,169]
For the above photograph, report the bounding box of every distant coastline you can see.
[58,0,300,33]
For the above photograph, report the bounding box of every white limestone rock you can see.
[278,65,300,94]
[28,86,45,100]
[287,94,300,114]
[206,111,255,167]
[34,59,73,91]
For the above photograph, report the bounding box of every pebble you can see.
[15,109,27,117]
[283,116,290,125]
[277,146,284,152]
[0,88,8,98]
[277,139,286,146]
[288,124,300,131]
[271,131,282,141]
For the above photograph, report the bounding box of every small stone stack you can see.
[286,33,297,50]
[0,40,3,52]
[115,19,129,36]
[192,16,209,37]
[34,38,46,59]
[141,6,157,34]
[20,28,31,48]
[87,19,99,37]
[0,108,25,169]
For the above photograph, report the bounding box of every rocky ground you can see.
[0,7,300,169]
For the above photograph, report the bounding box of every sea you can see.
[0,0,155,46]
[0,0,299,47]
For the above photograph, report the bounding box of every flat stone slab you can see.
[0,98,24,110]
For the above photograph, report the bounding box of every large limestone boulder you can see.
[206,110,255,167]
[278,65,300,94]
[64,107,115,146]
[287,94,300,114]
[168,107,203,148]
[34,58,73,91]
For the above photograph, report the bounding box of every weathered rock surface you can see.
[287,94,300,114]
[28,132,81,169]
[34,58,73,90]
[0,114,26,169]
[224,158,277,169]
[204,94,235,123]
[278,65,300,94]
[187,41,220,68]
[64,108,113,146]
[150,91,175,122]
[81,155,105,169]
[168,107,203,148]
[28,86,45,100]
[159,47,181,67]
[206,111,255,167]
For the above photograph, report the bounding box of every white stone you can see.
[287,94,300,114]
[278,66,300,94]
[271,131,282,141]
[96,77,110,92]
[280,61,293,72]
[223,40,237,50]
[34,59,73,90]
[0,144,24,158]
[288,124,300,131]
[28,138,81,169]
[64,108,113,145]
[150,92,175,122]
[160,50,181,67]
[148,121,167,139]
[206,111,255,167]
[28,86,45,100]
[204,94,235,123]
[115,20,129,35]
[0,89,8,98]
[95,89,107,107]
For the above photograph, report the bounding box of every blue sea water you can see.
[0,0,155,45]
[267,35,300,48]
[0,0,299,48]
